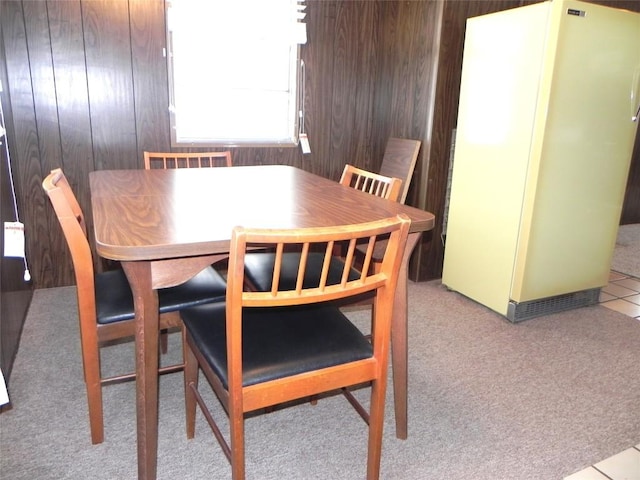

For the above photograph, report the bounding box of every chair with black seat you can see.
[181,214,410,479]
[42,168,227,445]
[143,150,232,169]
[352,138,421,270]
[339,163,402,201]
[243,164,401,292]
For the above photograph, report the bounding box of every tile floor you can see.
[599,271,640,320]
[563,271,640,480]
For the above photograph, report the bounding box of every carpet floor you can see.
[1,280,639,479]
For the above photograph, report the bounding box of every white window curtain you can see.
[167,0,306,146]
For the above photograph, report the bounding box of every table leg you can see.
[123,261,159,480]
[391,232,421,440]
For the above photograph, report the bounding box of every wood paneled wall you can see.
[594,0,640,226]
[1,0,639,290]
[0,0,385,288]
[0,0,33,381]
[621,131,640,223]
[408,0,640,280]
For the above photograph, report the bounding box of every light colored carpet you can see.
[611,223,640,278]
[1,281,639,479]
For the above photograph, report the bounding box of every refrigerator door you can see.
[511,0,640,302]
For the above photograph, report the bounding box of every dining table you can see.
[89,164,435,480]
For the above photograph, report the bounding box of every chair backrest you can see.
[143,151,232,169]
[378,137,421,204]
[339,164,402,202]
[227,215,411,309]
[42,168,96,318]
[224,215,410,411]
[42,169,93,275]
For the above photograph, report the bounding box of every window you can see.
[166,0,306,147]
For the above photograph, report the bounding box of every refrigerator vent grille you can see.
[507,288,600,322]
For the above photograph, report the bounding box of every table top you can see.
[90,165,435,261]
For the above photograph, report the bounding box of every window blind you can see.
[167,0,306,146]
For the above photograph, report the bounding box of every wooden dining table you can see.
[89,165,435,480]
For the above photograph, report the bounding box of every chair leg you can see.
[366,378,387,480]
[229,401,246,480]
[82,343,105,444]
[86,378,105,444]
[184,340,199,439]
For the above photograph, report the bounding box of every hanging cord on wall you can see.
[0,90,31,282]
[298,59,310,154]
[299,59,305,135]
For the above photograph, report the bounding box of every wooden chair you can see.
[378,137,421,204]
[354,138,421,269]
[143,150,232,169]
[339,164,402,201]
[242,165,401,293]
[181,214,411,480]
[42,168,227,445]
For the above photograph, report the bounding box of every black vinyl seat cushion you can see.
[181,302,373,389]
[243,252,361,292]
[95,267,227,325]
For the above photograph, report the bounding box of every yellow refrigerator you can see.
[441,0,640,322]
